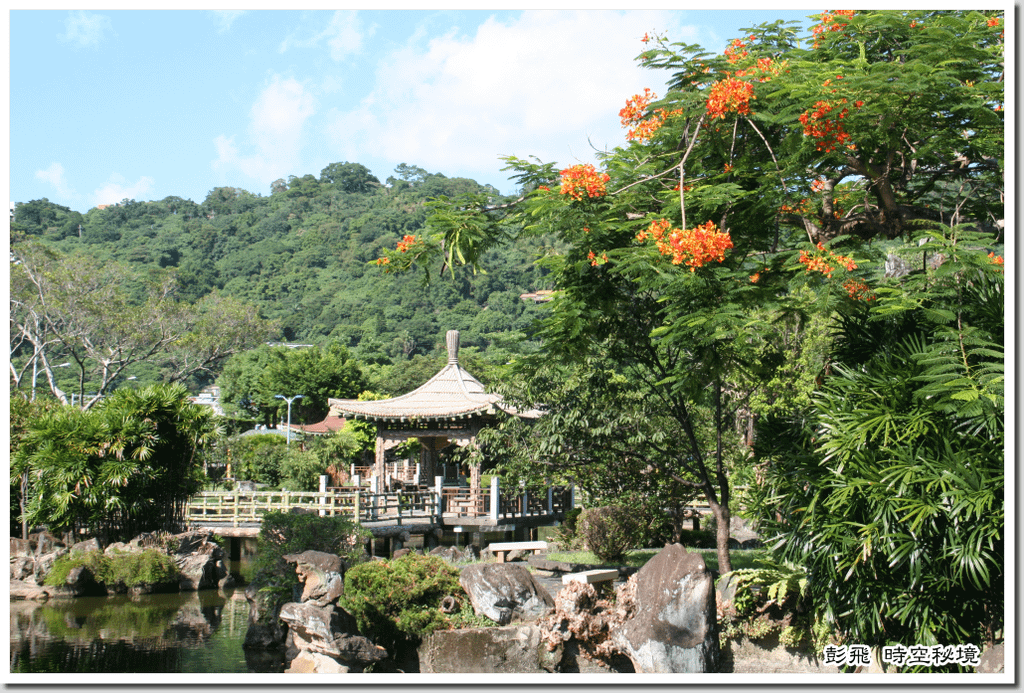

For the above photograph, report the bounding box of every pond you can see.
[9,546,288,675]
[9,588,284,674]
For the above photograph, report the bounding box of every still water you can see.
[9,588,280,674]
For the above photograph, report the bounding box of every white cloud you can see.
[324,10,693,188]
[35,163,76,199]
[210,11,246,34]
[92,174,155,207]
[59,11,113,48]
[212,76,318,187]
[279,11,369,61]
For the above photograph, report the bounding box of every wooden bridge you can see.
[186,482,574,540]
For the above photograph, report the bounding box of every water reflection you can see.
[10,589,281,674]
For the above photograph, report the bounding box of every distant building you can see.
[189,386,224,416]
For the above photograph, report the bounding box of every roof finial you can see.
[446,330,460,364]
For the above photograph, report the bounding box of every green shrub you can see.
[577,505,642,564]
[44,551,106,586]
[102,549,180,587]
[279,450,328,492]
[44,549,179,588]
[340,553,470,652]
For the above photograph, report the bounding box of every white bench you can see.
[561,569,618,586]
[488,540,548,563]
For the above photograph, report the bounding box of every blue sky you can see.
[10,8,821,213]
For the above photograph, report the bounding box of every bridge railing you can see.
[187,482,574,527]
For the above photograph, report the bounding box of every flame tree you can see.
[377,10,1004,592]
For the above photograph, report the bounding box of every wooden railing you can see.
[186,483,574,527]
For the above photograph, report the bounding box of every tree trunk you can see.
[711,500,732,575]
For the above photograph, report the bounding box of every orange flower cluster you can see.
[620,89,656,127]
[779,199,811,215]
[799,100,853,152]
[989,251,1004,268]
[396,234,417,253]
[736,57,784,83]
[811,10,854,48]
[633,108,684,142]
[798,242,856,277]
[810,178,827,193]
[706,77,755,119]
[637,218,733,270]
[587,250,609,267]
[375,256,390,265]
[724,36,755,64]
[560,164,610,201]
[987,17,1001,27]
[842,278,875,301]
[620,89,684,142]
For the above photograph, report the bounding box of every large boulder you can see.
[10,538,33,558]
[171,531,232,591]
[279,601,387,673]
[419,624,562,673]
[243,582,289,650]
[459,563,555,626]
[611,543,719,673]
[283,551,344,606]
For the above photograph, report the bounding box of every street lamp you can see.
[275,394,304,446]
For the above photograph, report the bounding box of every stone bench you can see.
[561,568,618,586]
[487,541,548,563]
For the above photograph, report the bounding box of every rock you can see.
[243,582,289,650]
[279,602,358,645]
[283,551,344,605]
[10,556,36,582]
[173,532,230,591]
[104,541,138,556]
[459,563,555,626]
[32,548,68,584]
[611,543,719,673]
[419,624,562,673]
[30,531,64,556]
[429,545,477,564]
[978,644,1004,673]
[719,635,840,673]
[128,532,166,550]
[279,602,387,672]
[10,538,33,558]
[286,650,350,674]
[70,537,102,554]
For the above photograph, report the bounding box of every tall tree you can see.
[378,10,1004,575]
[10,242,275,407]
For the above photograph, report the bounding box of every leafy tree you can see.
[379,10,1004,578]
[217,342,367,425]
[320,161,380,193]
[12,384,217,541]
[749,227,1004,661]
[10,243,275,406]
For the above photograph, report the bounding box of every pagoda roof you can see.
[329,331,514,424]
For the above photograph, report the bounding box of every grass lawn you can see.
[545,548,769,573]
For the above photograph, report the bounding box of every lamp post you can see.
[275,394,304,446]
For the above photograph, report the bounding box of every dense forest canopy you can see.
[11,162,556,401]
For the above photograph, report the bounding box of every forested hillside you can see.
[11,162,557,396]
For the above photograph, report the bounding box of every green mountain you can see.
[11,162,557,391]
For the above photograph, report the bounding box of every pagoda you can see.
[328,331,531,493]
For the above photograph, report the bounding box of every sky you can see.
[7,7,826,213]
